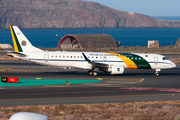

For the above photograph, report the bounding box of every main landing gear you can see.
[155,69,161,76]
[88,70,97,76]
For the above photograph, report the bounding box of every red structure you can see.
[57,34,117,49]
[57,35,81,49]
[7,77,18,83]
[1,77,18,83]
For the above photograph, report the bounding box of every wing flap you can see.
[82,53,109,69]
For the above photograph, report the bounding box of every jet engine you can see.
[108,66,124,74]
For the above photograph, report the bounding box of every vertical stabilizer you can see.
[10,26,43,53]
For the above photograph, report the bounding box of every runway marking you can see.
[0,79,102,87]
[44,85,67,87]
[136,78,145,83]
[110,78,145,84]
[118,87,180,93]
[111,79,140,81]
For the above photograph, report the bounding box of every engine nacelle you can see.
[108,66,124,74]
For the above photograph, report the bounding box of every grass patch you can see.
[24,106,40,113]
[12,109,21,113]
[133,102,142,109]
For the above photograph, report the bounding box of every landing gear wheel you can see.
[88,70,93,76]
[93,71,97,76]
[155,69,161,76]
[155,73,159,76]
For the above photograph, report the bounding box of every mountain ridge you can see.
[0,0,180,29]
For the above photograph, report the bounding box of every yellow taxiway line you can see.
[111,78,145,84]
[44,85,67,87]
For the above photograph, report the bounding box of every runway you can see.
[0,60,180,107]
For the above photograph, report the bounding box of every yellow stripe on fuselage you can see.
[10,26,19,52]
[107,53,137,69]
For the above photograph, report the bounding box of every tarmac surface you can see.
[0,60,180,107]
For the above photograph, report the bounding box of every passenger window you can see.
[59,56,61,58]
[67,56,69,58]
[71,56,72,58]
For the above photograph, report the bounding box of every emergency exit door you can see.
[154,56,159,65]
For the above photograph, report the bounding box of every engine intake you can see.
[108,66,124,74]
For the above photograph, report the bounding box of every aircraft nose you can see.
[172,62,177,68]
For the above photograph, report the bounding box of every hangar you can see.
[175,37,180,48]
[57,34,117,49]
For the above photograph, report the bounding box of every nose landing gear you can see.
[155,69,161,76]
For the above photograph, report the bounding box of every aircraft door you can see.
[154,56,159,65]
[44,54,49,62]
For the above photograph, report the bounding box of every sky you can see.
[83,0,180,16]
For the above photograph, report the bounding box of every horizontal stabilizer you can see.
[6,51,27,57]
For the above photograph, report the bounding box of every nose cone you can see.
[172,63,177,68]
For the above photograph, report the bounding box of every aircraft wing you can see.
[82,53,109,69]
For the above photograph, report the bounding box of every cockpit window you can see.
[163,57,168,60]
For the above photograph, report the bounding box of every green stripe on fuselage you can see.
[120,53,151,69]
[11,26,23,52]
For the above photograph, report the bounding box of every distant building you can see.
[57,34,117,49]
[175,38,180,48]
[0,44,13,49]
[148,41,159,48]
[116,41,121,47]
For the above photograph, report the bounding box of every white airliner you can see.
[8,26,176,76]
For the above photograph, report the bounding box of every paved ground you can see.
[0,60,179,107]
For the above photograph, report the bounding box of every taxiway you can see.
[0,60,179,107]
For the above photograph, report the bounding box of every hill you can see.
[0,0,180,29]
